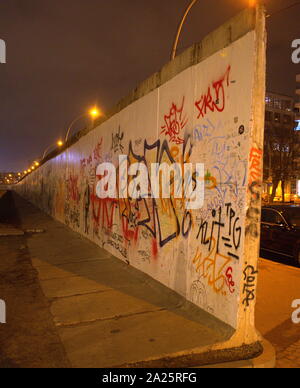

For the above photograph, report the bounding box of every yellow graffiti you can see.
[205,176,217,190]
[192,238,232,296]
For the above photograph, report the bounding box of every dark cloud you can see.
[0,0,299,171]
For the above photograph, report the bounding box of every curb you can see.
[197,339,276,368]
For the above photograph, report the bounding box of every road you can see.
[256,257,300,368]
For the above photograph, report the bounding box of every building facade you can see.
[263,91,298,202]
[296,74,300,130]
[294,74,300,198]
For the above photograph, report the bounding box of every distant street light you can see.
[65,107,102,143]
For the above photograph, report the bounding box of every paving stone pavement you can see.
[276,340,300,368]
[256,258,300,369]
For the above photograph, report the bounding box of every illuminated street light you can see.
[65,107,102,143]
[42,140,64,160]
[89,107,100,118]
[39,108,102,162]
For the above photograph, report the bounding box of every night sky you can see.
[0,0,299,172]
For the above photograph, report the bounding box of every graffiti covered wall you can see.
[17,20,264,330]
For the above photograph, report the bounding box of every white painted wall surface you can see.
[17,31,258,329]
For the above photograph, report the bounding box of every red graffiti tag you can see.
[249,147,262,184]
[68,175,80,204]
[91,191,118,231]
[93,139,103,161]
[225,266,235,294]
[161,97,188,145]
[195,66,231,119]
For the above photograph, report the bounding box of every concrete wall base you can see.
[198,339,276,368]
[115,339,276,368]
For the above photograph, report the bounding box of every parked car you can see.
[261,205,300,267]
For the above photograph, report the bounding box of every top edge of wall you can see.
[24,6,260,171]
[109,6,257,116]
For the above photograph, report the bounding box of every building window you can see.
[265,111,272,121]
[265,96,273,107]
[273,99,282,110]
[283,115,292,124]
[274,112,281,123]
[282,99,292,111]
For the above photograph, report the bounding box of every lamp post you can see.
[39,108,100,164]
[42,140,64,160]
[65,107,101,143]
[171,0,258,61]
[170,0,199,61]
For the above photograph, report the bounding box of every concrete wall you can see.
[16,7,266,337]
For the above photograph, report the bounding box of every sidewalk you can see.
[1,192,269,368]
[0,191,70,368]
[256,258,300,368]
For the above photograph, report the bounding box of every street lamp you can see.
[42,140,64,160]
[171,0,199,60]
[65,107,101,143]
[171,0,258,60]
